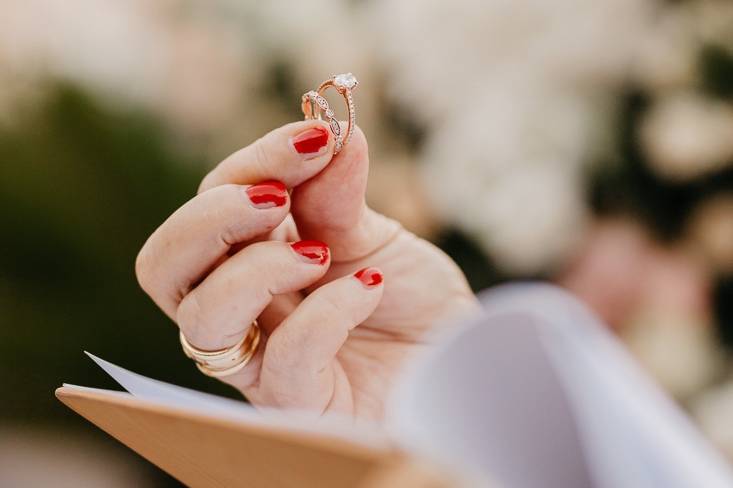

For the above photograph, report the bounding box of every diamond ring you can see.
[301,73,358,154]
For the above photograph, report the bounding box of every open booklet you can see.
[57,284,733,488]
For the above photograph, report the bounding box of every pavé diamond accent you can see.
[330,119,341,136]
[315,95,329,110]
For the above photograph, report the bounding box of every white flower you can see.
[0,0,166,103]
[422,96,590,273]
[631,4,699,90]
[641,91,733,182]
[368,0,654,272]
[477,165,589,274]
[624,311,722,399]
[0,0,258,136]
[696,0,733,49]
[686,193,733,273]
[622,247,723,399]
[693,379,733,461]
[252,0,367,80]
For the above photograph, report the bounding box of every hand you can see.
[136,121,478,420]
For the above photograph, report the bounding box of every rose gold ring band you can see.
[301,73,358,154]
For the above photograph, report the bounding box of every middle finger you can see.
[136,181,290,318]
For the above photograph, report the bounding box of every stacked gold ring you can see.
[301,72,358,154]
[179,321,261,378]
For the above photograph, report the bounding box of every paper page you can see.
[521,286,733,488]
[386,289,592,487]
[81,352,389,449]
[62,383,137,400]
[86,352,261,419]
[387,283,733,488]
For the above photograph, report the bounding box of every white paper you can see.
[387,283,733,488]
[74,352,389,449]
[387,287,593,487]
[524,286,733,488]
[85,352,262,419]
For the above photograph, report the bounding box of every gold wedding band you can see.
[301,72,358,154]
[179,321,261,378]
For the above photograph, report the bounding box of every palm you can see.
[252,218,477,420]
[334,229,477,419]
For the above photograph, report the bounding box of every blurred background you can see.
[2,0,733,485]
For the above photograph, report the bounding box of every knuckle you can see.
[253,136,272,171]
[176,290,204,335]
[213,185,283,247]
[264,334,294,369]
[254,138,270,168]
[198,172,216,194]
[134,244,155,294]
[238,240,278,264]
[269,386,304,408]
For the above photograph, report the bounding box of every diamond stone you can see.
[329,119,341,135]
[333,73,358,89]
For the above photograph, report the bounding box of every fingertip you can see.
[353,266,384,289]
[198,171,216,194]
[290,239,331,266]
[288,123,333,160]
[244,180,289,210]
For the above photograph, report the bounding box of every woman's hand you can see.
[135,120,478,420]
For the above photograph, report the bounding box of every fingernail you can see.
[290,126,329,158]
[246,180,288,209]
[291,240,329,265]
[354,267,383,288]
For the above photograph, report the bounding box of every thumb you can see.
[291,125,399,261]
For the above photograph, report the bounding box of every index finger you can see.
[199,120,335,193]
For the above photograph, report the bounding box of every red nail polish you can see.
[291,127,329,156]
[291,240,329,265]
[354,267,383,288]
[246,180,288,209]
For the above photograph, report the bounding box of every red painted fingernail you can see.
[290,126,329,157]
[246,180,288,209]
[354,267,383,288]
[291,240,329,265]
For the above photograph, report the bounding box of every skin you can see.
[136,120,479,421]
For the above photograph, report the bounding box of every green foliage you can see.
[700,44,733,100]
[0,83,241,429]
[434,229,507,292]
